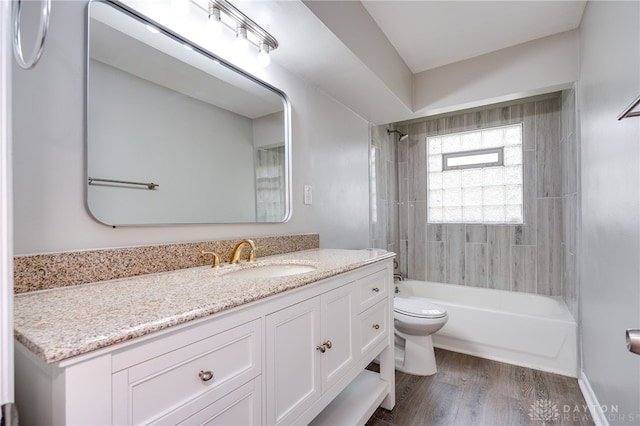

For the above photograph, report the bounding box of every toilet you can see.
[393,296,448,376]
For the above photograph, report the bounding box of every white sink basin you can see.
[223,263,317,279]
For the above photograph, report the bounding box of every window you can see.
[427,124,523,224]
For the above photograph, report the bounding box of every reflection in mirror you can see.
[86,0,291,225]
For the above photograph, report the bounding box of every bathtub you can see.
[395,280,578,377]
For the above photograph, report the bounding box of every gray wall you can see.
[579,1,640,422]
[372,93,578,312]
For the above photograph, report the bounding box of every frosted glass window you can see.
[427,123,523,224]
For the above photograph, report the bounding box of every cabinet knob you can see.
[372,287,380,292]
[198,370,214,382]
[372,324,380,330]
[323,340,332,349]
[316,344,326,353]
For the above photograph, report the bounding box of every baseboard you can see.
[578,371,609,426]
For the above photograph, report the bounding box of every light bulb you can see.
[206,6,222,38]
[257,42,271,67]
[171,0,190,16]
[235,25,249,51]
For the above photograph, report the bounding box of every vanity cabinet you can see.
[14,259,394,426]
[265,283,355,424]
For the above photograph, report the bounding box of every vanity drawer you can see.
[150,377,262,426]
[112,319,261,425]
[359,301,388,354]
[356,268,388,312]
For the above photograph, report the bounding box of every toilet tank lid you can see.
[394,297,447,318]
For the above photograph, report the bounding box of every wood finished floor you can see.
[366,349,594,426]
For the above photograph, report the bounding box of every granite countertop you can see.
[14,248,394,364]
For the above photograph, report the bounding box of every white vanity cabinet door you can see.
[266,297,322,425]
[320,282,355,392]
[266,283,357,425]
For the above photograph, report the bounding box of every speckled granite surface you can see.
[14,248,394,364]
[14,234,319,293]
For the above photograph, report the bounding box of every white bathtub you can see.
[395,280,578,377]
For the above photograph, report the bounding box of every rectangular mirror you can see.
[86,0,291,225]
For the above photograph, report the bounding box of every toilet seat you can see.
[394,297,447,319]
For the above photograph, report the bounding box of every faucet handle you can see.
[202,250,221,268]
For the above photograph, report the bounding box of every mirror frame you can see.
[85,0,292,226]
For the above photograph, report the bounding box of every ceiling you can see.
[361,1,587,74]
[277,0,587,123]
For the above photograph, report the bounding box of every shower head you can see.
[387,129,408,141]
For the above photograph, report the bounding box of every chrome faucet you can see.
[229,239,256,264]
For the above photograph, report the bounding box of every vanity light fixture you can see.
[205,3,223,38]
[235,24,249,51]
[195,0,278,67]
[257,41,271,67]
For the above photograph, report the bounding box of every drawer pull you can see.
[372,287,380,292]
[372,324,380,330]
[316,344,326,353]
[198,370,214,382]
[323,340,332,349]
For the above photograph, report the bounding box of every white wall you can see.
[579,1,640,422]
[11,0,370,254]
[413,30,579,117]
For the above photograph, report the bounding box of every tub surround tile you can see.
[515,150,538,246]
[465,243,487,287]
[465,225,487,244]
[463,111,483,130]
[512,245,537,293]
[509,103,523,126]
[14,248,394,364]
[564,195,577,255]
[427,224,445,242]
[536,99,561,198]
[426,241,446,283]
[398,163,409,241]
[487,226,512,290]
[408,122,427,203]
[408,201,427,280]
[537,198,563,296]
[564,252,578,318]
[522,102,536,151]
[373,93,577,304]
[446,224,466,285]
[14,234,319,294]
[446,115,464,133]
[483,106,510,128]
[426,119,439,137]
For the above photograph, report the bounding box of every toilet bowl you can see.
[393,296,448,376]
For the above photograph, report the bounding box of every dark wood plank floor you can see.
[366,349,594,426]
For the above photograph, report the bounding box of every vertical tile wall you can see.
[371,92,579,313]
[370,125,400,261]
[561,87,579,318]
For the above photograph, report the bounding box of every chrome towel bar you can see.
[88,177,159,190]
[618,95,640,120]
